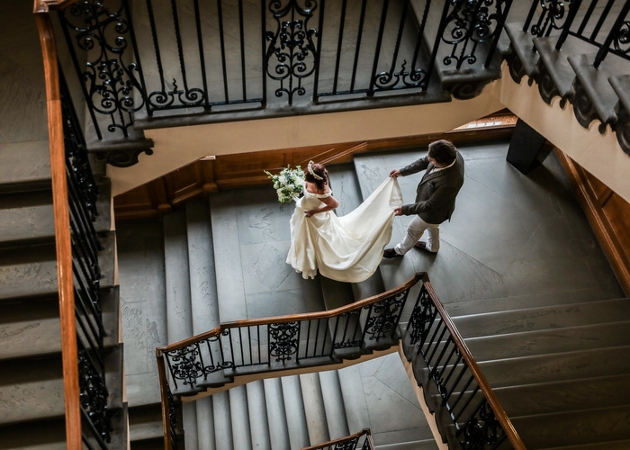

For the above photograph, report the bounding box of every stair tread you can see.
[245,380,271,450]
[494,373,630,417]
[229,385,253,450]
[0,192,54,246]
[0,355,64,425]
[299,372,330,446]
[453,297,630,337]
[211,390,234,450]
[263,377,291,450]
[0,141,51,194]
[467,320,630,361]
[0,243,58,300]
[281,375,310,450]
[478,345,630,387]
[0,417,66,450]
[513,404,630,449]
[318,370,350,440]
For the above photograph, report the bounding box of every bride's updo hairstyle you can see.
[305,161,329,191]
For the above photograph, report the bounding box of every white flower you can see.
[265,165,305,203]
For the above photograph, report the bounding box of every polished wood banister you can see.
[157,272,423,354]
[420,274,526,449]
[34,2,82,448]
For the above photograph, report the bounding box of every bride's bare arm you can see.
[305,195,339,217]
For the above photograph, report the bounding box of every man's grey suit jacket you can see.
[399,150,465,224]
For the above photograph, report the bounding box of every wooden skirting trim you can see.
[114,125,514,221]
[555,149,630,296]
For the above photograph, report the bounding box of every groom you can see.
[383,139,464,258]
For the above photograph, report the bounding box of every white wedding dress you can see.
[286,177,403,282]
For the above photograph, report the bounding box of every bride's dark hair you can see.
[305,162,329,191]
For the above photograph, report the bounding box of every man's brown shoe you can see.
[414,241,437,253]
[383,248,402,258]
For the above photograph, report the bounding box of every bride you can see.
[286,161,403,283]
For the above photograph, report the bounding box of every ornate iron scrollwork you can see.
[334,437,360,450]
[167,336,234,388]
[408,288,435,345]
[528,0,572,37]
[364,291,406,342]
[78,349,112,442]
[459,399,506,450]
[441,0,508,69]
[269,321,300,362]
[265,0,319,105]
[58,0,145,139]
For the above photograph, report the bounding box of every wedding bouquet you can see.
[265,165,305,203]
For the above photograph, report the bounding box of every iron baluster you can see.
[453,383,481,423]
[458,398,507,450]
[238,326,245,366]
[269,321,300,362]
[350,0,369,93]
[555,0,583,49]
[78,346,112,443]
[373,0,411,91]
[247,325,254,365]
[589,0,616,43]
[217,0,230,102]
[367,0,390,96]
[594,1,630,67]
[193,0,211,110]
[332,0,349,95]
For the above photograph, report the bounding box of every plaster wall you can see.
[108,94,505,196]
[491,63,630,204]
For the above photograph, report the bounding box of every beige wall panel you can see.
[492,63,630,204]
[108,94,505,196]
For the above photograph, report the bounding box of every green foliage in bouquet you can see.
[264,165,305,203]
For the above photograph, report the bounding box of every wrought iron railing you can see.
[35,2,112,448]
[402,275,525,450]
[156,273,525,450]
[302,428,375,450]
[55,0,513,141]
[522,0,630,67]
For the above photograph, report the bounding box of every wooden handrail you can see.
[33,2,81,448]
[156,272,423,354]
[420,274,526,449]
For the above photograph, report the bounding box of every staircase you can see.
[118,162,436,449]
[118,136,629,449]
[0,1,127,447]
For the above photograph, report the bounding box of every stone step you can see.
[0,346,124,427]
[211,390,234,450]
[0,417,66,450]
[0,190,54,247]
[478,346,630,388]
[445,289,624,317]
[186,200,220,334]
[0,140,51,195]
[318,370,350,440]
[229,385,253,450]
[245,380,271,450]
[183,402,199,450]
[128,403,164,443]
[0,243,58,301]
[539,440,630,450]
[467,321,630,361]
[163,211,193,344]
[493,373,630,417]
[299,372,330,446]
[0,286,121,362]
[513,404,630,449]
[263,377,291,450]
[337,364,371,436]
[453,297,630,338]
[116,218,168,408]
[281,375,310,449]
[196,398,216,450]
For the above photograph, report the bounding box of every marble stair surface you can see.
[351,140,630,449]
[119,163,437,449]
